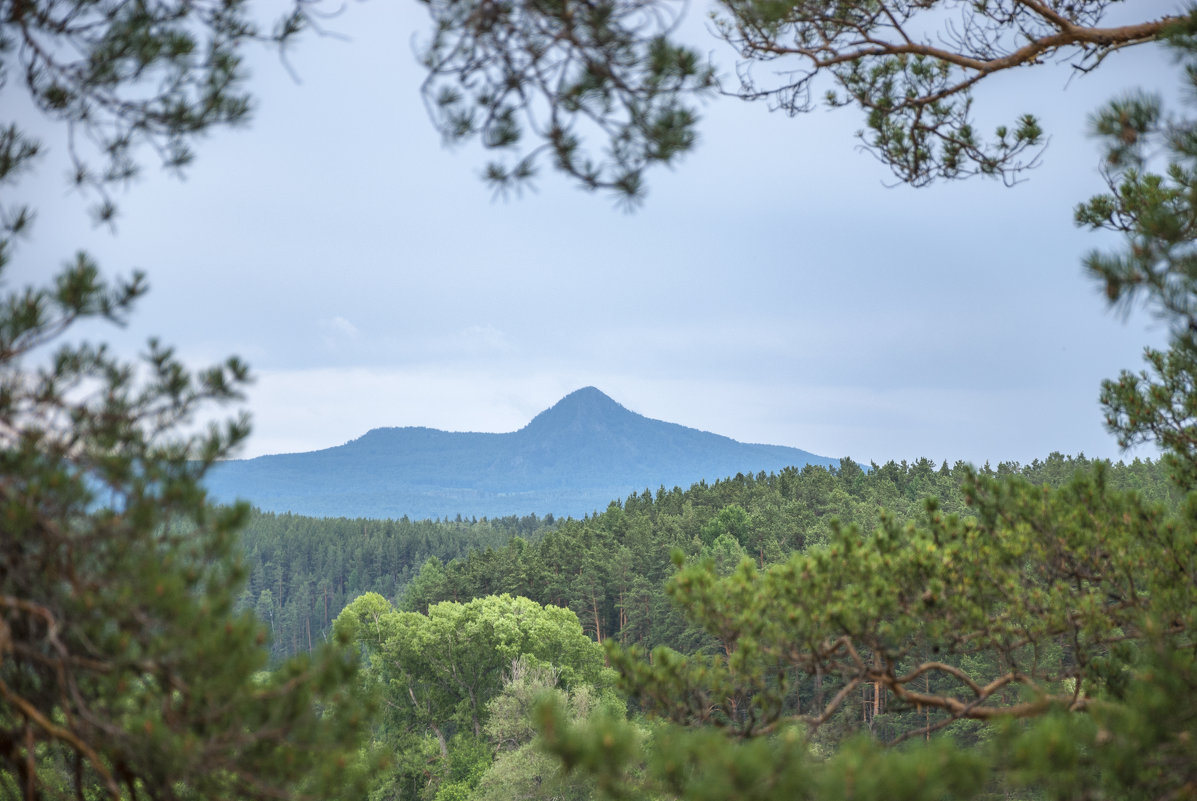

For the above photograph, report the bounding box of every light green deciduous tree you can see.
[336,592,611,801]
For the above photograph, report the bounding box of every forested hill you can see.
[205,387,839,519]
[239,453,1176,663]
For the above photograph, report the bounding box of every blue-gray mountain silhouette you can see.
[205,387,840,519]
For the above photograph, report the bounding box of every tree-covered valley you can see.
[231,452,1187,800]
[241,454,1176,665]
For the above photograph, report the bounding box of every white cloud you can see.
[319,315,361,339]
[455,324,513,355]
[315,315,363,355]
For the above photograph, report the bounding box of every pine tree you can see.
[0,265,375,800]
[1,0,377,797]
[538,17,1197,801]
[415,0,1187,203]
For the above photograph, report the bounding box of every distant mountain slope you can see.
[205,387,841,519]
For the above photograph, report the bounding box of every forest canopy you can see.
[526,15,1197,801]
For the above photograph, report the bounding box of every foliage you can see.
[0,0,321,236]
[8,0,1196,798]
[419,0,714,206]
[543,709,991,801]
[533,20,1197,801]
[335,593,611,801]
[236,511,554,662]
[1077,47,1197,490]
[399,454,1175,661]
[0,0,379,797]
[0,267,376,800]
[416,0,1187,202]
[230,454,1174,676]
[614,466,1185,740]
[470,656,609,801]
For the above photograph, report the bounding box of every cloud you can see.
[319,316,361,339]
[453,324,513,355]
[316,315,363,355]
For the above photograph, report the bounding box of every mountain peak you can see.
[554,386,622,412]
[521,387,635,434]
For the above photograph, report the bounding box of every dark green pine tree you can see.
[0,0,378,797]
[414,0,1182,203]
[536,13,1197,801]
[0,266,377,801]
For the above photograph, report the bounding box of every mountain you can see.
[204,387,842,519]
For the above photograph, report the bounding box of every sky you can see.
[12,0,1185,468]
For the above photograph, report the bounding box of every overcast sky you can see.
[14,0,1184,467]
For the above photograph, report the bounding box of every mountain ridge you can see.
[205,387,842,519]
